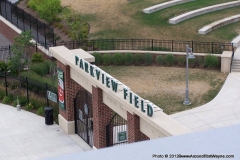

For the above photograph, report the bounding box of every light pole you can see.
[183,45,195,105]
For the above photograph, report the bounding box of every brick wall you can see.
[127,112,150,143]
[92,86,112,148]
[57,60,149,148]
[0,20,19,43]
[57,61,83,121]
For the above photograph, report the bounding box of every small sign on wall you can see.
[47,90,57,103]
[118,131,127,142]
[57,68,65,110]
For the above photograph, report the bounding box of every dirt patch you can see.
[100,66,228,114]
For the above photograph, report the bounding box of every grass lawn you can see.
[61,0,240,42]
[99,66,228,115]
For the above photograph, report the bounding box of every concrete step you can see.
[231,66,240,69]
[232,62,240,66]
[231,68,240,72]
[231,58,240,72]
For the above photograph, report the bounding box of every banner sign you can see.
[57,68,65,110]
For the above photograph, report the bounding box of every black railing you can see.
[48,39,233,54]
[0,73,57,107]
[0,0,54,47]
[0,39,234,61]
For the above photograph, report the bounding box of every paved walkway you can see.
[171,48,240,132]
[0,104,92,160]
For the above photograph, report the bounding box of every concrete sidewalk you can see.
[171,72,240,132]
[171,47,240,132]
[0,104,92,160]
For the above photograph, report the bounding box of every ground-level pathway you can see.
[171,48,240,131]
[0,104,92,160]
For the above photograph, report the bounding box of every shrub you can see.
[165,54,175,66]
[27,0,40,10]
[102,54,112,65]
[92,53,102,65]
[143,53,153,65]
[156,55,164,65]
[30,63,48,76]
[13,99,18,107]
[0,61,8,72]
[124,53,133,65]
[31,52,44,63]
[37,0,62,23]
[3,96,13,104]
[31,99,45,109]
[197,56,204,67]
[19,96,28,106]
[204,54,219,69]
[134,54,143,66]
[0,89,5,100]
[177,56,185,66]
[113,53,124,65]
[25,103,34,111]
[37,107,44,116]
[189,58,196,68]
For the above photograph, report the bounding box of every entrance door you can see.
[106,113,128,147]
[74,89,93,147]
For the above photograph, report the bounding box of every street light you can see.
[183,45,195,105]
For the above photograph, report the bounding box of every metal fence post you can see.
[152,39,154,51]
[25,77,29,103]
[4,72,8,96]
[52,29,54,47]
[172,40,174,52]
[30,14,32,29]
[192,41,194,52]
[112,39,114,50]
[36,18,39,42]
[16,7,19,27]
[4,0,7,20]
[44,23,46,47]
[22,9,25,31]
[10,3,13,22]
[46,83,49,107]
[212,42,214,53]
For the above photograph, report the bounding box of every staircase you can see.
[231,58,240,72]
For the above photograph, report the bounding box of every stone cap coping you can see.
[143,0,194,14]
[231,35,240,47]
[169,1,240,24]
[88,50,222,57]
[221,51,232,58]
[49,46,95,65]
[199,14,240,35]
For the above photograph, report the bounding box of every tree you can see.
[10,31,34,74]
[66,11,89,43]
